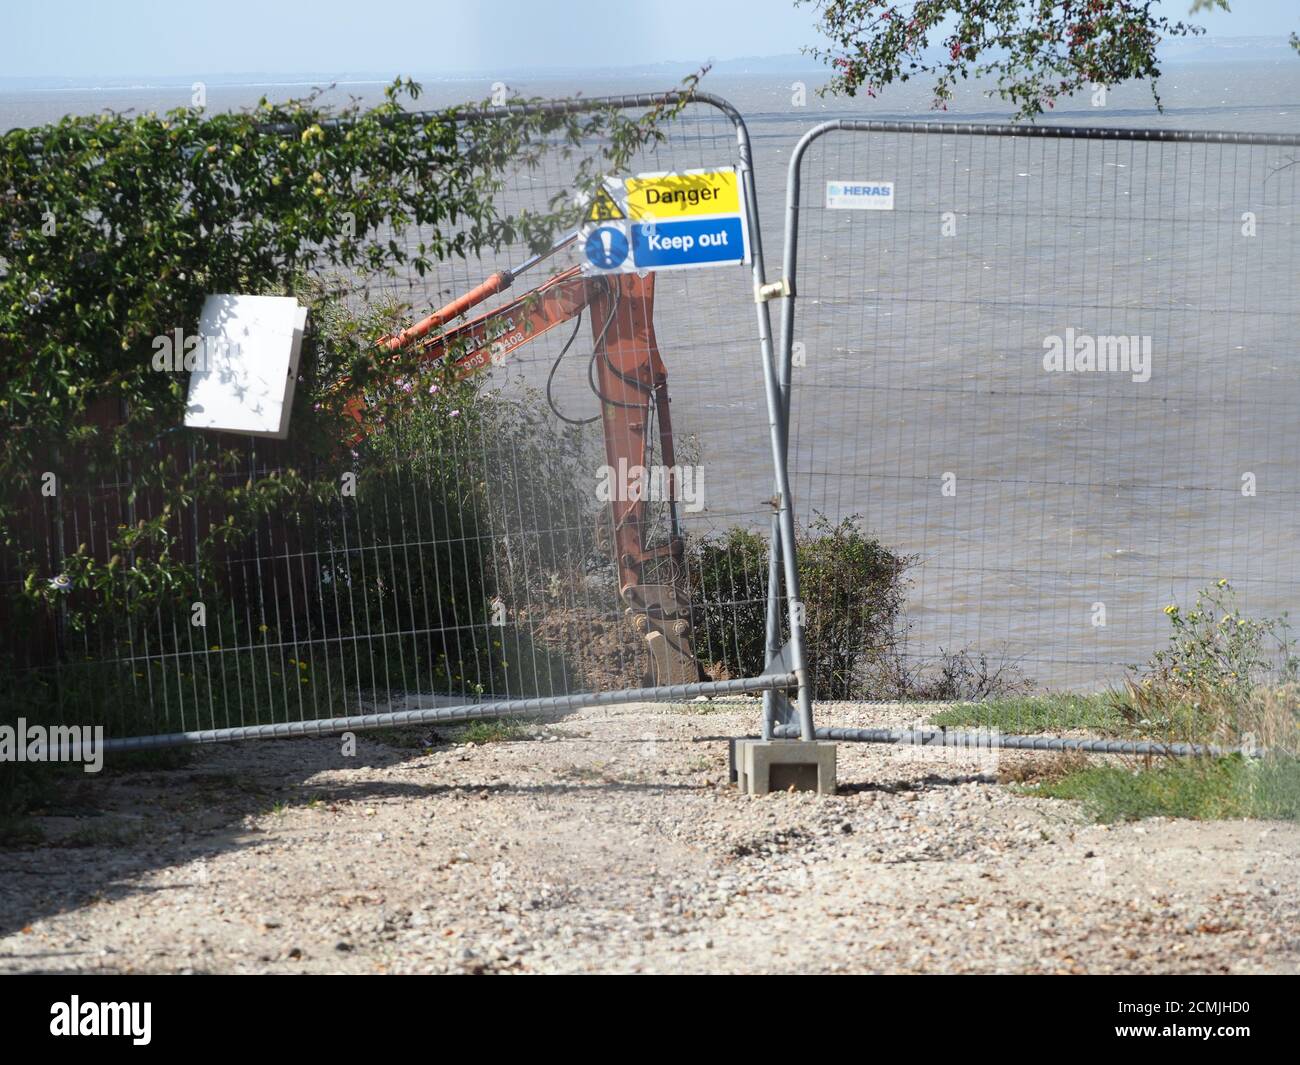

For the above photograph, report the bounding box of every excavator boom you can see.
[344,248,704,687]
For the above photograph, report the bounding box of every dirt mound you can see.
[532,607,647,691]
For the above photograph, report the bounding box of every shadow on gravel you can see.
[0,730,715,944]
[836,772,995,795]
[0,732,426,941]
[11,955,216,975]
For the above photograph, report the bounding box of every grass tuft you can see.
[0,815,45,848]
[929,693,1122,734]
[1024,755,1300,823]
[457,718,532,745]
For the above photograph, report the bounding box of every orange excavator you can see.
[343,232,706,686]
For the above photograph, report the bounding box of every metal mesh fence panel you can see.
[2,94,806,746]
[780,122,1300,713]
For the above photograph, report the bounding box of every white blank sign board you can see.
[184,294,307,438]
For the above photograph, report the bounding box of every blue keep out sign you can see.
[584,225,630,270]
[631,217,746,270]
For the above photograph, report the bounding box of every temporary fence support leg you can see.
[761,511,782,740]
[733,113,816,743]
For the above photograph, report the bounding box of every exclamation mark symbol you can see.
[600,229,613,265]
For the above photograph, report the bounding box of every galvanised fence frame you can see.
[767,119,1300,743]
[9,92,818,752]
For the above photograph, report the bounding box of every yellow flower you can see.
[1217,578,1229,588]
[1163,604,1178,616]
[258,624,268,633]
[209,645,221,651]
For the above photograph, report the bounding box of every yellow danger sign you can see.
[624,169,740,220]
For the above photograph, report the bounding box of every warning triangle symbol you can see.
[585,186,625,222]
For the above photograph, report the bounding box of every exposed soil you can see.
[531,606,647,691]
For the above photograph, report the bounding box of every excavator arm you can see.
[343,244,705,687]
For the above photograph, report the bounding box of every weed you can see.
[1027,755,1300,823]
[456,718,531,745]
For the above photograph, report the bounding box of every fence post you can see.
[762,122,840,741]
[728,113,817,742]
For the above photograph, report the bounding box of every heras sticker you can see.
[826,181,895,210]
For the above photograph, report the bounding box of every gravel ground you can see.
[1,699,1296,974]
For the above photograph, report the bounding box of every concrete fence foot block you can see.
[733,739,836,796]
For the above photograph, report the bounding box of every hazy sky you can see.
[2,0,1297,79]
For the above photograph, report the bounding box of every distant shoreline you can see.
[2,36,1296,94]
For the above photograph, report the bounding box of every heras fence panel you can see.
[773,121,1300,721]
[3,93,814,750]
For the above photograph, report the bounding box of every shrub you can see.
[0,81,669,658]
[873,646,1033,702]
[689,514,915,699]
[1013,586,1300,824]
[1112,581,1300,751]
[688,526,770,679]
